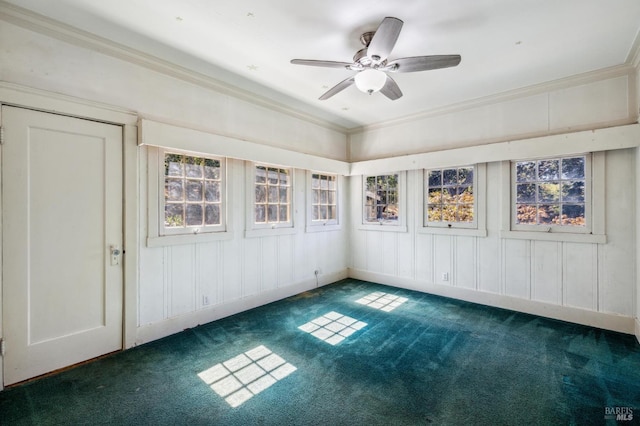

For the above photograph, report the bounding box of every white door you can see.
[2,106,123,386]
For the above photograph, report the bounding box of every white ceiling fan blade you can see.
[319,76,356,100]
[385,55,462,73]
[380,74,402,100]
[367,17,403,63]
[291,59,355,69]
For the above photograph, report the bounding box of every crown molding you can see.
[0,1,351,134]
[349,64,635,135]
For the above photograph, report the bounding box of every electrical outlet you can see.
[442,272,449,281]
[203,295,209,306]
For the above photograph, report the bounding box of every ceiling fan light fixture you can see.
[354,69,386,94]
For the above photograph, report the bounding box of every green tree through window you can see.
[164,153,222,229]
[514,156,586,227]
[426,167,475,224]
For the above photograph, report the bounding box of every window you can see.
[425,166,476,228]
[307,172,339,230]
[512,155,590,232]
[147,147,231,247]
[363,174,399,225]
[253,164,292,228]
[162,151,225,235]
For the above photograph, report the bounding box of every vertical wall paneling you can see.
[278,235,294,287]
[138,247,165,326]
[478,235,500,294]
[242,238,262,296]
[293,227,310,283]
[433,235,453,286]
[503,239,531,299]
[455,237,477,290]
[531,241,562,305]
[222,237,243,301]
[598,149,635,316]
[197,243,219,309]
[194,245,201,310]
[382,232,397,276]
[353,230,367,271]
[418,234,434,284]
[563,243,598,310]
[366,232,385,274]
[169,245,196,317]
[325,231,347,281]
[261,237,279,291]
[316,233,329,279]
[397,230,414,279]
[163,246,171,319]
[399,170,416,279]
[243,238,261,296]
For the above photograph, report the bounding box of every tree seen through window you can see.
[164,153,222,229]
[514,156,586,227]
[426,167,474,224]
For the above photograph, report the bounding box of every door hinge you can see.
[0,126,4,145]
[0,339,5,356]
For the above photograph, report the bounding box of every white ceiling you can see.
[5,0,640,129]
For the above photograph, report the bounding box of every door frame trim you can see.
[0,82,139,390]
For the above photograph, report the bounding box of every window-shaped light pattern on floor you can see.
[355,292,408,312]
[298,311,367,345]
[197,345,296,408]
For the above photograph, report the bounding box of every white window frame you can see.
[306,171,341,232]
[147,147,231,247]
[245,162,296,238]
[359,172,407,232]
[500,152,606,243]
[420,164,487,237]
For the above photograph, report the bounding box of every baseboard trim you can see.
[135,269,348,345]
[348,269,635,335]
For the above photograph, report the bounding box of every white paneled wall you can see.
[349,68,635,162]
[138,157,349,341]
[350,151,636,333]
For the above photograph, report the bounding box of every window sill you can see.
[245,226,297,238]
[418,227,487,237]
[147,231,234,247]
[500,230,606,244]
[358,224,408,233]
[306,224,342,233]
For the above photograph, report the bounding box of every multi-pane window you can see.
[254,165,291,226]
[364,174,399,224]
[311,173,337,224]
[426,166,475,226]
[163,152,223,234]
[513,155,587,228]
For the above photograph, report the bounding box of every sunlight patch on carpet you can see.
[355,291,408,312]
[198,345,296,407]
[298,311,367,345]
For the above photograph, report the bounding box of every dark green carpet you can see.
[1,279,639,425]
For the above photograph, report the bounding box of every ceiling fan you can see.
[291,17,461,101]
